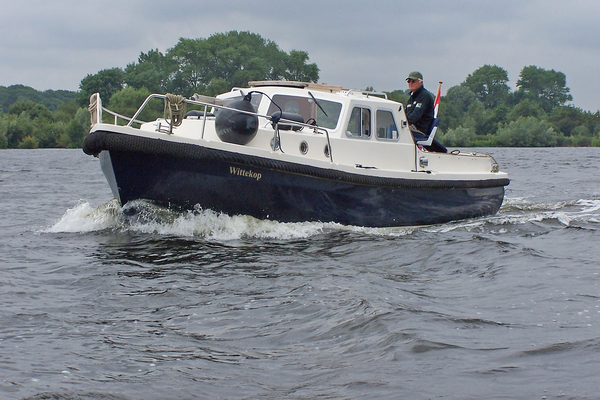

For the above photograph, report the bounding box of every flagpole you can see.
[433,81,442,119]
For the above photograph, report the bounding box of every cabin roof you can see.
[248,80,345,93]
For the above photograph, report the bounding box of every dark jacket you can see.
[405,86,434,134]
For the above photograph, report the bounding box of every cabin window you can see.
[222,92,263,108]
[346,107,371,138]
[375,110,399,140]
[266,95,342,129]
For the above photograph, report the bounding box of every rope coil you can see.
[164,93,187,133]
[88,93,100,126]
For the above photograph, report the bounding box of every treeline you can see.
[0,85,76,113]
[0,85,87,149]
[1,31,598,149]
[388,65,600,147]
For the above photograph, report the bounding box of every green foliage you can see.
[441,126,475,147]
[438,85,483,133]
[206,78,230,97]
[0,115,8,149]
[124,31,319,97]
[435,64,596,147]
[507,99,548,120]
[9,100,53,121]
[515,66,573,113]
[5,114,34,148]
[2,31,597,149]
[285,50,320,82]
[549,106,585,137]
[495,117,557,147]
[386,89,410,105]
[108,87,163,124]
[462,64,511,109]
[0,99,88,149]
[18,135,39,149]
[64,118,86,148]
[54,102,79,123]
[76,67,125,107]
[124,49,174,94]
[74,107,91,129]
[0,84,76,113]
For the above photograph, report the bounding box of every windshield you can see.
[266,95,342,129]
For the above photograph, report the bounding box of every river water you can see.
[1,148,599,400]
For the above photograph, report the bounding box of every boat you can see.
[82,80,509,227]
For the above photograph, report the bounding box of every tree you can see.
[40,89,77,111]
[508,98,547,120]
[549,106,585,137]
[515,66,572,113]
[438,85,484,134]
[285,50,319,82]
[0,85,76,113]
[32,119,60,148]
[205,78,230,97]
[440,126,475,147]
[53,102,80,123]
[0,84,43,112]
[64,118,86,148]
[9,100,53,121]
[386,89,410,105]
[161,31,319,96]
[108,87,162,123]
[18,135,39,149]
[495,116,557,147]
[166,38,212,95]
[0,114,8,148]
[76,68,125,107]
[462,65,511,109]
[124,49,175,94]
[5,114,34,148]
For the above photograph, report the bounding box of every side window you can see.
[376,109,399,140]
[346,107,371,138]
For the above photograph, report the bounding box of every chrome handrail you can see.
[103,107,146,126]
[127,94,167,127]
[92,92,334,161]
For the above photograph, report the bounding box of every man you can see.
[404,71,447,153]
[405,71,434,135]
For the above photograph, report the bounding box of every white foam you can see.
[493,198,600,227]
[43,200,353,239]
[43,200,122,233]
[126,206,339,240]
[44,197,600,239]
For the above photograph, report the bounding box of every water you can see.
[1,148,599,400]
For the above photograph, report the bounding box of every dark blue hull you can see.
[99,149,506,228]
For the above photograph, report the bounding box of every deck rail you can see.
[89,92,334,162]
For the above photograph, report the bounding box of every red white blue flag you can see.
[433,81,442,118]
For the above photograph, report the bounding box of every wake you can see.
[43,197,600,239]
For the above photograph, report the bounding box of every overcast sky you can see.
[2,0,599,111]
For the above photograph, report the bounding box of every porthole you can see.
[299,141,309,155]
[324,144,330,158]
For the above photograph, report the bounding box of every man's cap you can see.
[406,71,423,81]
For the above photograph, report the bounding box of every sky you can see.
[1,0,599,111]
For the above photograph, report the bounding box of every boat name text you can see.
[230,166,262,181]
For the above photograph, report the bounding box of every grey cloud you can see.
[0,0,597,110]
